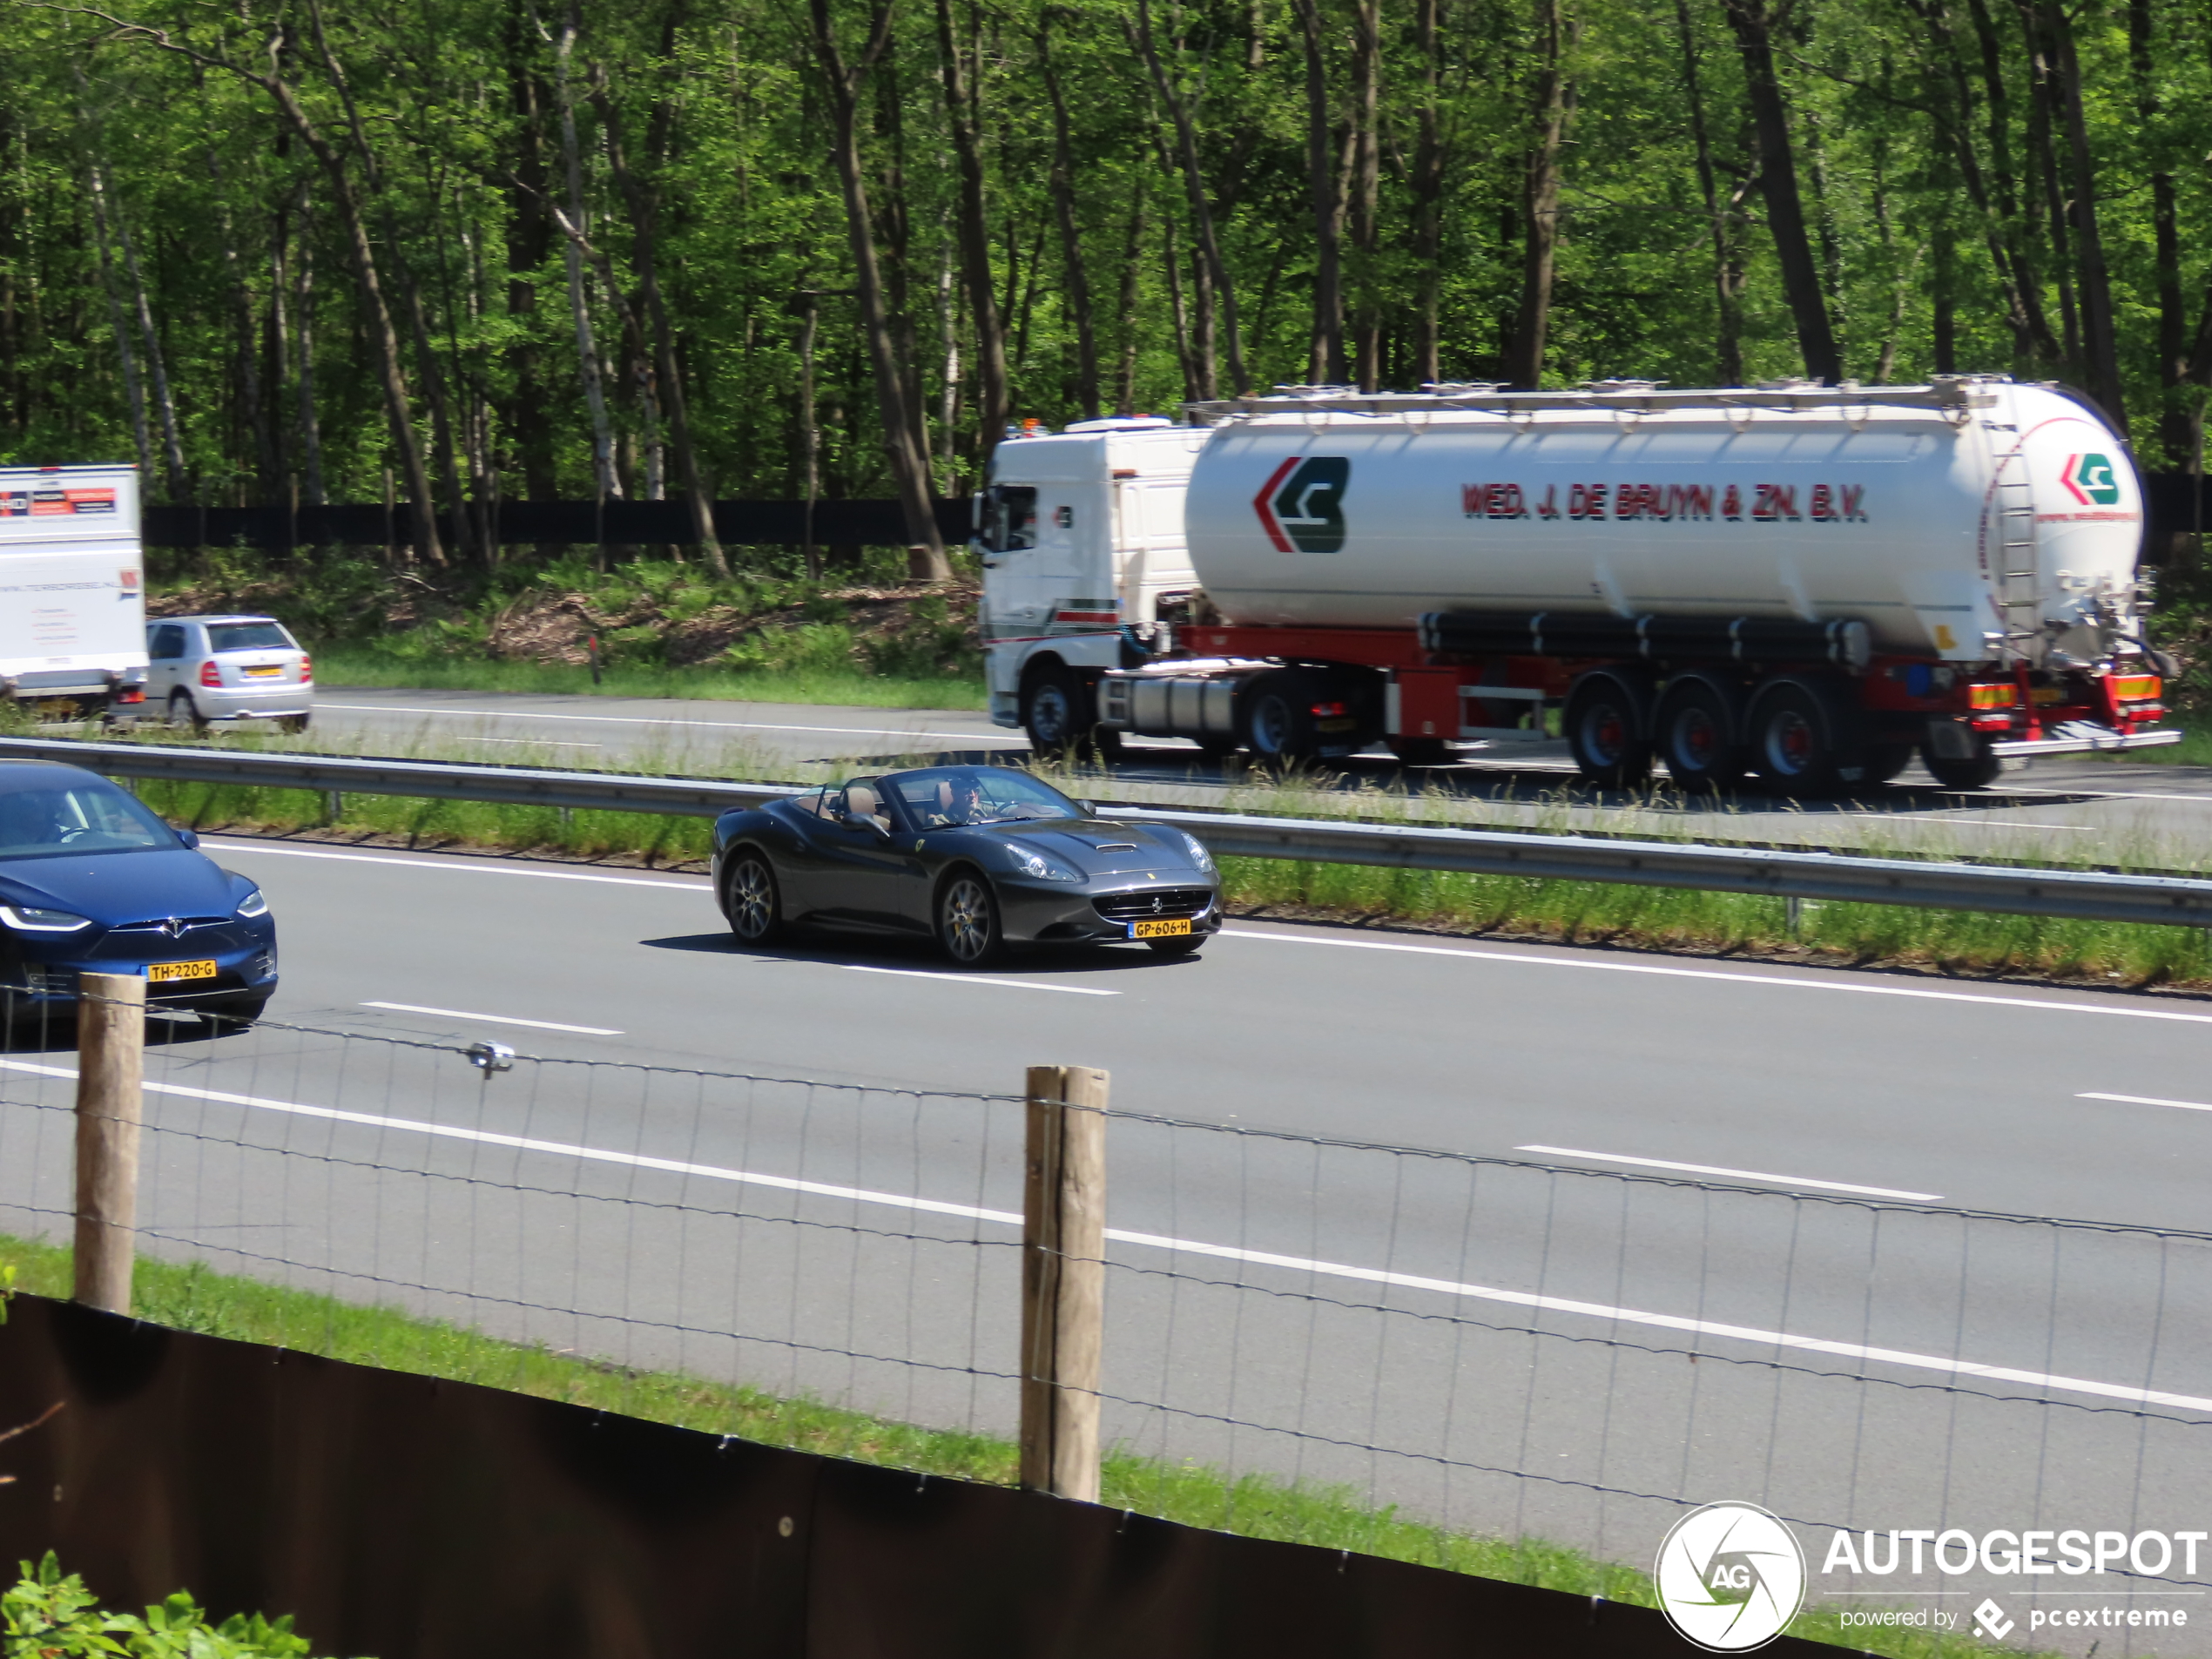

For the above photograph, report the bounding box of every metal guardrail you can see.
[5,733,2212,929]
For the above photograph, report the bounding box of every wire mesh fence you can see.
[2,990,2207,1641]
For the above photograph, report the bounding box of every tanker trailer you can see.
[1082,377,2175,792]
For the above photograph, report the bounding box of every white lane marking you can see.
[1220,927,2212,1025]
[6,1054,2191,1416]
[203,841,708,891]
[1913,817,2100,832]
[840,964,1119,996]
[2010,784,2212,806]
[1517,1144,1944,1203]
[317,699,1013,743]
[471,738,604,748]
[361,1001,624,1035]
[2079,1091,2212,1115]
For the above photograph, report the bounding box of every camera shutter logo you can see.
[1655,1501,1807,1652]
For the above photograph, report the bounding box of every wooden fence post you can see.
[1020,1064,1108,1503]
[73,972,145,1314]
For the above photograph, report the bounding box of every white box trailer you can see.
[0,464,150,720]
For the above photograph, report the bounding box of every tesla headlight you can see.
[1008,846,1082,881]
[0,905,92,934]
[1177,831,1217,873]
[236,887,269,919]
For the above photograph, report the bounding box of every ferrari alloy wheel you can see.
[724,853,782,944]
[938,872,1003,965]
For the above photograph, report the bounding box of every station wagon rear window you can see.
[207,621,296,652]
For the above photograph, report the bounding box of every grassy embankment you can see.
[0,1236,2034,1658]
[311,644,986,710]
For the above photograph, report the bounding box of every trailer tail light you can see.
[115,686,143,705]
[1310,701,1347,718]
[1968,683,2017,710]
[2114,674,2161,702]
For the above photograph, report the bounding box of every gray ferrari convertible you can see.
[709,765,1224,965]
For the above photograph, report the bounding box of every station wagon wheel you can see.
[168,690,207,734]
[722,852,783,945]
[938,871,1003,965]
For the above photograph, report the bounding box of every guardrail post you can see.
[1021,1064,1107,1503]
[73,971,145,1314]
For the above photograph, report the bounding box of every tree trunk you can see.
[2043,3,2121,422]
[1114,176,1147,414]
[1128,0,1247,395]
[795,291,820,580]
[1408,0,1446,388]
[596,34,732,580]
[935,0,1010,457]
[2128,0,2188,463]
[1503,0,1569,389]
[504,1,558,505]
[1289,0,1344,385]
[1721,0,1842,384]
[1037,11,1100,418]
[96,170,187,502]
[1345,0,1381,390]
[84,167,154,483]
[1672,0,1743,385]
[806,0,949,580]
[551,2,621,508]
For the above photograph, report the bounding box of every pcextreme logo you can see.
[2060,452,2121,507]
[1253,455,1351,553]
[1655,1502,1808,1652]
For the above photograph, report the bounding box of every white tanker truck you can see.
[977,378,2176,792]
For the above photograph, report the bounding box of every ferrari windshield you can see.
[0,776,178,859]
[887,767,1083,828]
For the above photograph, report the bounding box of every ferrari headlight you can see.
[236,887,269,919]
[1177,830,1216,873]
[1009,846,1082,881]
[0,905,92,934]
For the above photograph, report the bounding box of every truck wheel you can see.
[1242,675,1317,766]
[1923,735,2000,789]
[1562,672,1653,789]
[1022,667,1103,759]
[1655,679,1745,793]
[1747,679,1858,796]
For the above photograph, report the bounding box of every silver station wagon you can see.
[145,615,314,732]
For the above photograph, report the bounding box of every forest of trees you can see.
[3,0,2209,576]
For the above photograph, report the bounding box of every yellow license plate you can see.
[244,666,282,678]
[1131,918,1192,939]
[148,960,217,983]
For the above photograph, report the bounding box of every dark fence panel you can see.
[2146,471,2212,541]
[141,498,975,551]
[0,1295,1817,1659]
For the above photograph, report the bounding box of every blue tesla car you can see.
[0,760,277,1027]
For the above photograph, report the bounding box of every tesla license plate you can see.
[147,960,217,983]
[1130,919,1191,939]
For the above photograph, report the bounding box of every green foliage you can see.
[3,1553,328,1658]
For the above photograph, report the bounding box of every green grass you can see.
[0,1236,2039,1656]
[314,644,987,711]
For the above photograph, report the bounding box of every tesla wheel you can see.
[1748,679,1858,797]
[1145,935,1203,957]
[1562,673,1653,789]
[169,690,208,734]
[938,871,1004,965]
[1655,680,1744,793]
[1924,735,2001,789]
[723,852,784,944]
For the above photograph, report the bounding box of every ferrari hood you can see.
[998,820,1197,877]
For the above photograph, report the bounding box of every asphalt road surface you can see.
[295,684,2212,868]
[2,831,2208,1651]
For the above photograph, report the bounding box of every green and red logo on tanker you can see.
[1254,455,1351,553]
[2060,453,2121,507]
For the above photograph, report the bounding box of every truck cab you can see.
[978,418,1208,750]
